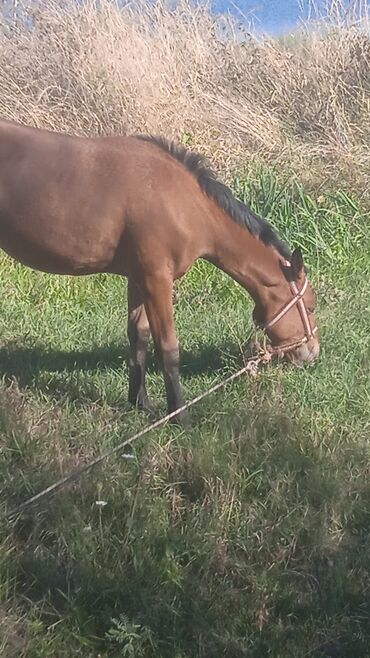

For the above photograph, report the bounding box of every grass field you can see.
[1,169,370,657]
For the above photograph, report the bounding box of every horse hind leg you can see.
[127,279,154,412]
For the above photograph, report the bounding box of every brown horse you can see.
[0,119,319,423]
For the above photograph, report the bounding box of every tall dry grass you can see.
[0,0,369,191]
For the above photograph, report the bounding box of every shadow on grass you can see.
[0,339,241,388]
[1,399,370,658]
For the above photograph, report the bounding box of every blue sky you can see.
[210,0,368,35]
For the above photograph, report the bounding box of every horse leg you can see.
[127,279,154,412]
[143,272,189,426]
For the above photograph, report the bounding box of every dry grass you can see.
[0,0,369,188]
[0,604,30,657]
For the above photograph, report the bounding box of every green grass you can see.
[1,170,370,657]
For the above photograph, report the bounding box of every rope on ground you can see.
[2,353,267,520]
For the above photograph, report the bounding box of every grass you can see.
[1,170,370,657]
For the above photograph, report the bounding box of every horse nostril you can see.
[304,344,320,364]
[287,339,320,366]
[311,345,320,362]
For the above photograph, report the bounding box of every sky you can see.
[210,0,368,35]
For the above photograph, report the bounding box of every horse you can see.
[0,119,319,424]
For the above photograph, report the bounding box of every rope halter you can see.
[261,264,318,355]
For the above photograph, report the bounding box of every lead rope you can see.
[2,354,267,520]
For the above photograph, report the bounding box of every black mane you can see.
[136,135,291,260]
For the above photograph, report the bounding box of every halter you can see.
[261,263,317,355]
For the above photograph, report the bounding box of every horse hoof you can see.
[171,409,191,429]
[129,392,156,414]
[140,398,156,414]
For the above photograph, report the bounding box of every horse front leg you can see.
[142,272,189,426]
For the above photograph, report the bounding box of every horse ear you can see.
[291,248,304,280]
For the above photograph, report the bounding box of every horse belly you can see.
[0,208,123,275]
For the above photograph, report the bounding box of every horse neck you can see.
[205,204,286,308]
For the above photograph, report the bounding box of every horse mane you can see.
[136,135,291,260]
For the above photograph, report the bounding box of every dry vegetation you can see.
[0,0,369,192]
